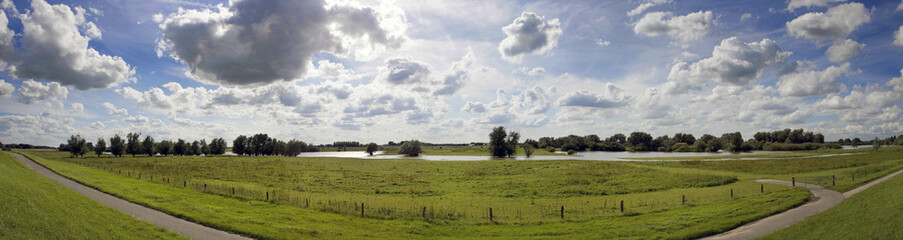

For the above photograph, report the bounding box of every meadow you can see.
[13,146,903,239]
[0,151,185,240]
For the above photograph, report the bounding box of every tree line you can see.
[61,133,228,158]
[231,133,318,156]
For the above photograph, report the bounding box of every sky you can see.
[1,0,902,146]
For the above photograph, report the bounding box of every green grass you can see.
[760,171,903,240]
[0,151,186,239]
[17,150,811,239]
[625,147,871,161]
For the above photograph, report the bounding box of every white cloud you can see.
[0,0,135,90]
[826,39,864,63]
[152,13,164,23]
[515,67,546,76]
[894,26,903,46]
[102,102,128,116]
[17,80,68,104]
[433,49,475,96]
[786,3,869,41]
[633,11,713,45]
[0,114,76,145]
[899,1,903,11]
[90,121,105,129]
[595,39,611,47]
[740,13,753,22]
[124,115,149,123]
[664,37,791,94]
[0,80,13,98]
[887,68,903,92]
[461,101,487,113]
[786,0,847,11]
[627,0,671,17]
[156,0,407,86]
[778,63,849,97]
[555,83,629,108]
[498,12,562,62]
[70,103,84,112]
[377,56,432,85]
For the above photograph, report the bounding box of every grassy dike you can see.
[18,150,811,239]
[0,151,186,240]
[760,170,903,240]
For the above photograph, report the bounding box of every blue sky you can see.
[1,0,902,146]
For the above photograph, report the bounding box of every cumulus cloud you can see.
[0,0,135,90]
[70,103,84,112]
[461,101,487,113]
[740,13,753,22]
[627,0,671,17]
[433,49,475,96]
[498,12,562,62]
[515,67,546,76]
[0,114,76,145]
[555,83,629,108]
[90,121,105,129]
[377,56,432,85]
[887,68,903,92]
[17,80,68,104]
[102,102,128,116]
[786,0,848,11]
[313,60,355,81]
[0,80,13,98]
[343,94,418,118]
[778,63,849,97]
[664,37,791,94]
[894,26,903,46]
[633,11,713,45]
[123,115,149,123]
[595,39,611,47]
[826,39,864,63]
[787,3,869,41]
[155,0,407,86]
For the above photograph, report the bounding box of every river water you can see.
[294,150,791,161]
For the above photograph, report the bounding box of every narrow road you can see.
[10,152,251,240]
[703,167,903,240]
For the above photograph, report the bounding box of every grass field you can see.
[760,169,903,240]
[14,146,903,239]
[0,151,186,240]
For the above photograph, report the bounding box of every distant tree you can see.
[873,137,881,151]
[232,135,247,156]
[537,137,555,148]
[584,134,601,144]
[126,132,141,157]
[627,132,654,151]
[398,140,422,156]
[157,140,173,156]
[174,139,187,156]
[142,136,155,157]
[284,139,306,157]
[814,133,825,143]
[489,126,508,157]
[837,139,844,144]
[506,131,520,157]
[190,140,201,156]
[844,138,852,144]
[851,138,861,147]
[250,134,269,156]
[523,143,534,157]
[208,138,227,155]
[721,132,744,152]
[94,138,106,157]
[673,133,696,145]
[67,135,88,158]
[606,133,627,144]
[523,138,539,148]
[110,134,125,157]
[366,142,378,156]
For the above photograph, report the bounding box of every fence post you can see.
[852,173,855,181]
[266,191,269,201]
[832,175,835,186]
[620,201,624,213]
[761,184,764,193]
[682,195,685,205]
[489,207,493,222]
[204,183,206,191]
[422,206,426,218]
[232,187,235,195]
[361,203,364,217]
[792,177,795,187]
[730,189,733,199]
[561,205,564,219]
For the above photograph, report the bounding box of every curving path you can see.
[10,152,252,240]
[703,167,903,240]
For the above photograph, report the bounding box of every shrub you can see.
[398,140,422,156]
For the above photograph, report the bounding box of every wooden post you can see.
[203,183,206,191]
[422,206,426,218]
[361,203,364,217]
[184,181,186,187]
[792,177,795,186]
[232,187,235,195]
[489,207,493,222]
[761,184,764,193]
[560,205,564,219]
[620,201,624,213]
[138,173,141,179]
[682,195,685,205]
[730,189,733,199]
[832,175,835,186]
[852,173,855,181]
[306,198,309,208]
[266,191,269,201]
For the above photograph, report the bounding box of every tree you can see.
[537,137,555,148]
[94,138,106,157]
[584,134,601,144]
[852,138,861,147]
[142,136,155,157]
[398,140,422,156]
[523,138,539,148]
[126,132,141,157]
[157,140,173,156]
[110,134,125,157]
[200,139,210,155]
[209,138,227,155]
[523,143,534,157]
[606,133,627,144]
[873,137,881,151]
[366,142,378,156]
[721,132,744,152]
[67,135,87,158]
[814,133,825,143]
[232,135,247,156]
[505,131,520,157]
[190,141,201,156]
[489,126,508,157]
[174,139,187,156]
[627,132,653,151]
[250,134,269,156]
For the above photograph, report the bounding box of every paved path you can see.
[703,168,903,240]
[10,152,251,240]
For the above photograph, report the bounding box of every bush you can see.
[546,146,556,152]
[763,142,842,151]
[591,142,625,151]
[560,142,579,152]
[671,142,691,152]
[398,140,422,156]
[566,150,575,155]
